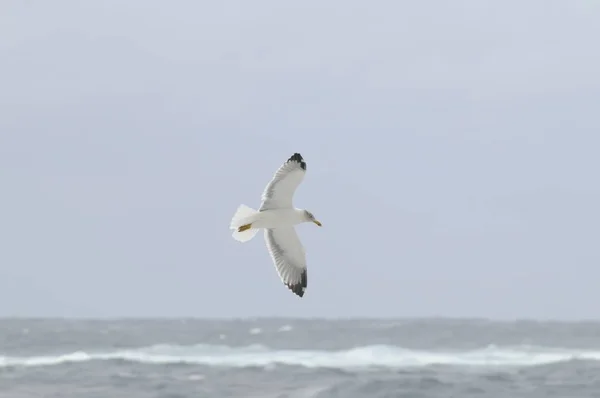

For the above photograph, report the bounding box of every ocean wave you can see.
[1,344,599,370]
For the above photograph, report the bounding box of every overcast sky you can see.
[1,0,599,319]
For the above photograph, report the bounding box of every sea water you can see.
[2,318,600,397]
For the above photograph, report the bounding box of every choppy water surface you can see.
[2,318,600,397]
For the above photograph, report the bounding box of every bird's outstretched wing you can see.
[264,227,307,297]
[259,153,306,211]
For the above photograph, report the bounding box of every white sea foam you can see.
[249,328,262,335]
[1,344,598,370]
[278,325,293,332]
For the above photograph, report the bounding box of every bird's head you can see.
[303,210,322,227]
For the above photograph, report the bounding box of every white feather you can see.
[264,227,307,297]
[230,204,260,242]
[259,156,306,211]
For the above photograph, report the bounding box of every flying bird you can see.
[229,153,322,297]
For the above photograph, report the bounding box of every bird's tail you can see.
[230,204,260,242]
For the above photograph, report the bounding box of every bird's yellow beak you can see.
[313,220,322,227]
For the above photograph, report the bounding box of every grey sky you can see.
[1,1,599,319]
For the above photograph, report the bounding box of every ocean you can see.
[1,318,600,397]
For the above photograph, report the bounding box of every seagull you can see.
[229,153,322,298]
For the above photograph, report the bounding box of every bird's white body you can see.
[236,208,307,229]
[229,153,321,297]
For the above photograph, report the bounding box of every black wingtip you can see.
[286,269,307,298]
[286,284,305,297]
[288,153,306,171]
